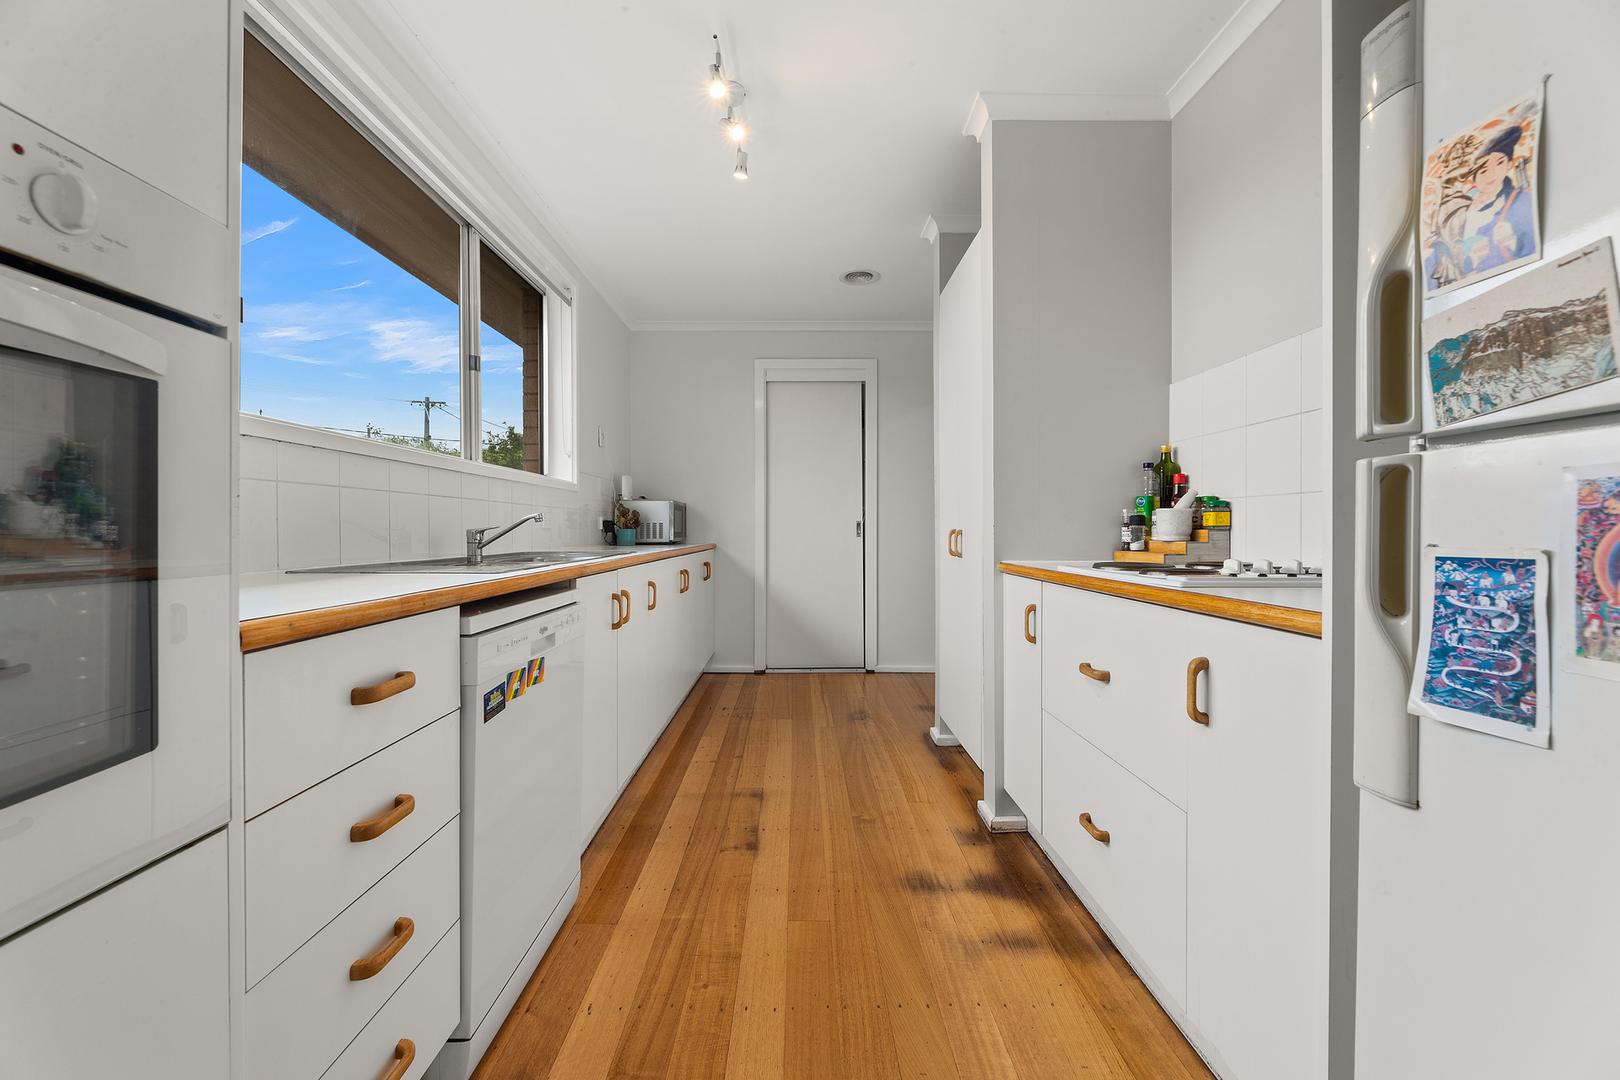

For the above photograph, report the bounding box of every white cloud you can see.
[368,317,460,373]
[330,280,372,292]
[242,217,296,244]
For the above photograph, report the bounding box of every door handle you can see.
[619,589,631,625]
[1078,662,1110,683]
[1078,812,1111,845]
[349,916,414,981]
[1023,603,1037,645]
[647,580,657,610]
[611,590,624,630]
[350,671,416,706]
[945,529,955,556]
[680,568,691,593]
[380,1040,416,1080]
[350,794,415,843]
[1187,657,1210,725]
[954,530,964,558]
[702,560,712,581]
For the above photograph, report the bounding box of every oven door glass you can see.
[0,346,158,810]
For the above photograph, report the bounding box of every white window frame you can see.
[752,358,879,671]
[242,4,580,489]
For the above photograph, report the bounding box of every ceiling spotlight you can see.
[706,64,729,100]
[840,269,881,286]
[733,151,749,180]
[723,111,748,144]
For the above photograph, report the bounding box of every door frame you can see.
[754,358,879,671]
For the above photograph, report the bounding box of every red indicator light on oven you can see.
[9,143,23,156]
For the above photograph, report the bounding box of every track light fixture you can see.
[705,35,752,178]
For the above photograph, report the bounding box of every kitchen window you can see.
[239,32,565,477]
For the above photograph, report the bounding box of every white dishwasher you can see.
[429,587,584,1080]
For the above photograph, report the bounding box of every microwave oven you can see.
[623,499,686,544]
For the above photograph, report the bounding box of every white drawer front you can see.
[1041,584,1189,809]
[245,609,459,816]
[245,819,460,1080]
[246,713,460,987]
[319,922,459,1080]
[1042,711,1187,1009]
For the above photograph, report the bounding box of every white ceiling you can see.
[375,0,1254,325]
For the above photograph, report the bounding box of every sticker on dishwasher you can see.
[484,658,546,722]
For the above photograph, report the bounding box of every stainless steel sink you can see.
[287,551,617,575]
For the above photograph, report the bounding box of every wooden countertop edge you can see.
[239,543,718,653]
[998,561,1323,639]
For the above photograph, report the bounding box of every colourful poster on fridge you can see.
[1409,547,1550,747]
[1564,465,1620,681]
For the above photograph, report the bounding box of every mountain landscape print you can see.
[1423,239,1620,427]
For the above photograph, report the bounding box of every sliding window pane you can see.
[478,244,544,472]
[240,34,463,455]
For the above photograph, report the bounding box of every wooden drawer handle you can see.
[380,1039,416,1080]
[350,916,413,981]
[350,794,415,843]
[619,589,631,625]
[1023,603,1037,645]
[647,580,657,610]
[1187,656,1210,725]
[611,590,624,630]
[703,560,712,581]
[351,671,416,706]
[1079,812,1111,845]
[680,568,691,593]
[1078,662,1110,684]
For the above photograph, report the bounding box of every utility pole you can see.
[408,397,447,448]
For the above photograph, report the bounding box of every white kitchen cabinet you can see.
[934,235,986,767]
[1185,616,1324,1080]
[1001,574,1042,831]
[0,831,230,1079]
[1001,571,1327,1080]
[578,572,622,844]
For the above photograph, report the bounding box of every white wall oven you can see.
[0,43,234,938]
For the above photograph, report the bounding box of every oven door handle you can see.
[0,273,167,377]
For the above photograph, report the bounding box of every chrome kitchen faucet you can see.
[466,512,544,565]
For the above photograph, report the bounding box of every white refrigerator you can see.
[1351,2,1620,1077]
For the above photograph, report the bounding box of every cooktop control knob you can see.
[30,171,99,235]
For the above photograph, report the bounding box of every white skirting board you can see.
[976,799,1027,833]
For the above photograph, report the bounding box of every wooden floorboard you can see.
[474,673,1213,1080]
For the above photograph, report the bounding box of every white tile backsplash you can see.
[242,432,613,570]
[1168,327,1324,564]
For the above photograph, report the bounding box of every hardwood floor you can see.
[473,673,1212,1080]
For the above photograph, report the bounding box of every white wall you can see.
[1171,0,1323,382]
[241,275,632,570]
[628,328,934,672]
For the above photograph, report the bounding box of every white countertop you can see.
[1009,559,1325,614]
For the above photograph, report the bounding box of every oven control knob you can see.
[30,172,99,235]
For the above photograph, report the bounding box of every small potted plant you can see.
[613,502,640,547]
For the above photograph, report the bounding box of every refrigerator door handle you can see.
[1355,82,1424,440]
[1353,452,1422,807]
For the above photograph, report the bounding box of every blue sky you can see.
[240,166,524,452]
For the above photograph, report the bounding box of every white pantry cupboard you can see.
[1002,574,1327,1080]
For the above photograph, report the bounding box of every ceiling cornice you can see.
[1165,0,1286,117]
[920,213,981,242]
[629,320,932,334]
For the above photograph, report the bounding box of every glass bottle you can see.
[1153,445,1180,506]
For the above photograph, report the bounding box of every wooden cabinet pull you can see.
[680,568,691,593]
[1023,603,1038,645]
[350,671,416,706]
[610,590,624,630]
[619,589,631,625]
[1078,812,1111,845]
[380,1039,416,1080]
[1187,656,1210,725]
[647,580,657,610]
[702,559,712,581]
[349,916,413,981]
[1078,662,1110,683]
[350,794,415,843]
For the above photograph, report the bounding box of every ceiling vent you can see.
[840,269,880,286]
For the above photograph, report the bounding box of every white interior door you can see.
[766,380,865,669]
